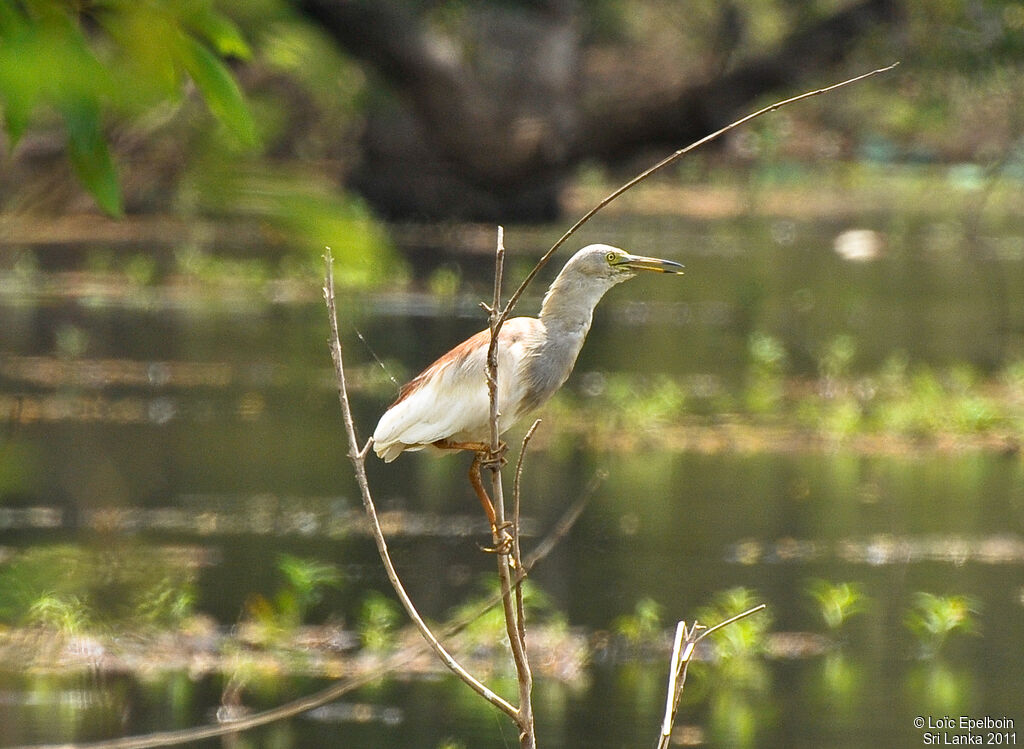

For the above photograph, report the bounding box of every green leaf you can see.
[177,34,257,147]
[63,102,123,217]
[184,5,252,60]
[2,94,32,147]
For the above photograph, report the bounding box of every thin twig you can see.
[512,419,542,643]
[439,470,602,641]
[695,602,766,642]
[324,250,518,720]
[513,419,542,569]
[497,61,899,327]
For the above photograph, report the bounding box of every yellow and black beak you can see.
[616,253,685,275]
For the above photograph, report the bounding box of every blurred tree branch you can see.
[294,0,898,219]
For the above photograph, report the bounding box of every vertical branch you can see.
[323,250,518,721]
[483,228,536,748]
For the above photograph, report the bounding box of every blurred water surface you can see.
[0,210,1022,748]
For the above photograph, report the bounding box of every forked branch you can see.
[656,604,768,749]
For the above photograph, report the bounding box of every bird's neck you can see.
[538,272,617,339]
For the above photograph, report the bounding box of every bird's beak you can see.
[616,253,685,275]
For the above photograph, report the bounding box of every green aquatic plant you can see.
[446,576,565,648]
[904,592,979,659]
[807,579,868,631]
[697,587,771,660]
[240,554,342,644]
[745,332,788,414]
[25,592,91,637]
[358,591,401,652]
[818,334,857,381]
[274,553,342,628]
[0,543,196,631]
[695,588,773,749]
[612,597,663,645]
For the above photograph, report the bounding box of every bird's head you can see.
[568,244,685,283]
[540,243,684,322]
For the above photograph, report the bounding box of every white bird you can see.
[372,244,684,526]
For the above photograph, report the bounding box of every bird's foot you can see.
[479,521,515,558]
[480,442,508,471]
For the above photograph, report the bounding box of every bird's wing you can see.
[372,319,541,460]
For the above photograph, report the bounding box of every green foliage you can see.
[745,332,787,414]
[818,334,857,382]
[358,591,401,652]
[612,597,663,645]
[0,0,256,215]
[696,587,771,660]
[25,592,91,636]
[905,592,979,659]
[177,34,256,147]
[697,587,772,749]
[447,575,564,647]
[806,580,868,631]
[274,553,342,627]
[181,164,397,285]
[427,265,462,298]
[871,359,1005,438]
[0,543,196,631]
[63,99,123,216]
[241,554,342,643]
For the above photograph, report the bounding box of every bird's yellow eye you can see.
[606,251,617,264]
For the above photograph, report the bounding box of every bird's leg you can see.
[468,451,498,527]
[468,451,514,556]
[434,439,507,469]
[434,440,514,554]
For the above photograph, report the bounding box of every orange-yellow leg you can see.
[466,451,513,555]
[468,451,499,527]
[434,440,513,553]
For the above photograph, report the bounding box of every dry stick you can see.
[324,250,518,721]
[656,604,767,749]
[497,61,900,328]
[483,227,537,747]
[513,420,543,572]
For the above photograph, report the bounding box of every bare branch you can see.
[498,62,899,325]
[482,227,537,747]
[324,250,518,720]
[513,419,542,567]
[512,419,542,644]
